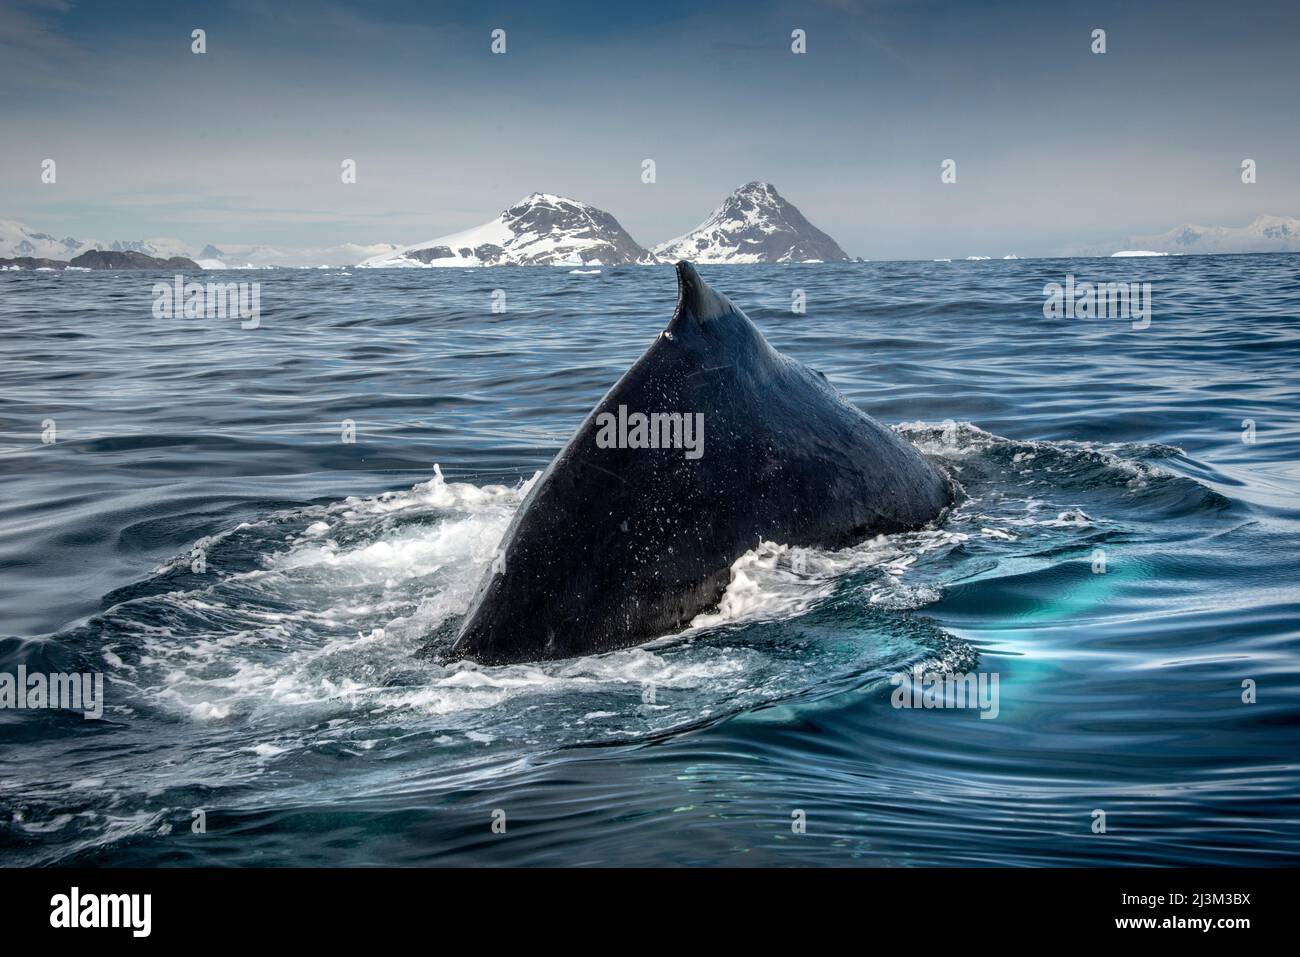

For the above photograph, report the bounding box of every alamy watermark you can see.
[890,665,1000,719]
[595,405,704,459]
[1043,274,1151,329]
[1,667,104,719]
[50,887,150,937]
[152,275,260,329]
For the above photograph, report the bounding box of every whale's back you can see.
[447,263,950,664]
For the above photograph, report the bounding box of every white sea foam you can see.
[111,425,1160,741]
[689,530,962,629]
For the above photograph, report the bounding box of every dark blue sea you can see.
[2,257,1298,866]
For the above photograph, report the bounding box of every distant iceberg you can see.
[1111,250,1169,257]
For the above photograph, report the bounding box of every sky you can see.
[1,0,1298,260]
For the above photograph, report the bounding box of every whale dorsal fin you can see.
[668,261,734,332]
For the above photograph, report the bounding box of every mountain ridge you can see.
[1063,214,1300,257]
[7,207,1299,268]
[654,182,852,264]
[360,193,656,268]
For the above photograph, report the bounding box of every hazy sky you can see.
[2,0,1297,259]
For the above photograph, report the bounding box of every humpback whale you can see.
[448,262,952,664]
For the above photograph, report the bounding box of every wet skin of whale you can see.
[447,262,953,664]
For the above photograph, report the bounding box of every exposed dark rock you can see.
[0,257,67,270]
[68,249,201,270]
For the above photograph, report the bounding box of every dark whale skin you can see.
[447,262,952,664]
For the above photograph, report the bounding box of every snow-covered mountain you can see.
[0,220,403,268]
[199,242,403,269]
[360,193,657,268]
[0,219,100,259]
[1131,215,1300,254]
[0,221,212,261]
[653,182,851,264]
[103,236,202,259]
[1066,215,1300,257]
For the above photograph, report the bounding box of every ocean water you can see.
[1,257,1298,867]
